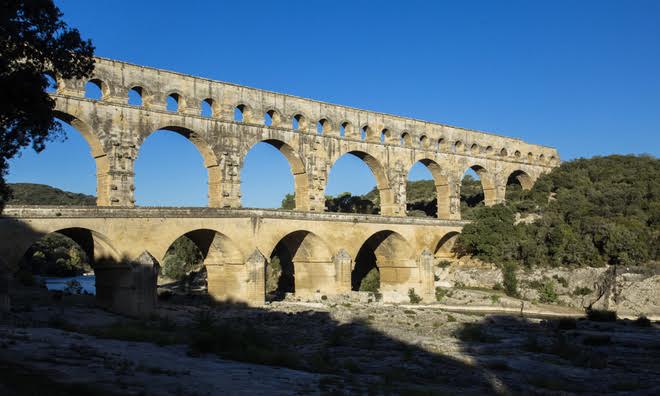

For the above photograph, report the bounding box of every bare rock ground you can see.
[1,286,659,395]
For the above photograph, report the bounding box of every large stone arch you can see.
[52,111,111,206]
[162,228,246,302]
[241,138,310,210]
[137,125,222,207]
[434,231,460,260]
[267,230,333,298]
[327,150,394,215]
[17,227,120,271]
[506,169,534,191]
[462,163,497,207]
[409,158,451,219]
[353,230,416,300]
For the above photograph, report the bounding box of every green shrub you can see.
[408,288,422,304]
[161,236,203,280]
[359,268,380,293]
[537,279,558,304]
[490,295,501,304]
[435,287,448,302]
[586,308,617,322]
[573,286,592,296]
[502,262,519,297]
[552,275,569,288]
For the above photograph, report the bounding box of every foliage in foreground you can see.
[1,0,95,211]
[455,155,659,269]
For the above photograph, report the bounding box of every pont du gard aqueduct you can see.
[0,57,559,316]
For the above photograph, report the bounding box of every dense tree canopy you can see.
[455,155,660,268]
[1,0,94,211]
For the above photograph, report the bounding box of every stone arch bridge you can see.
[0,57,558,315]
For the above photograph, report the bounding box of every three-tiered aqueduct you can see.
[0,57,559,315]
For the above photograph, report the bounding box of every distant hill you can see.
[7,183,96,205]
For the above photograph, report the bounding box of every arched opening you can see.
[84,79,104,100]
[437,138,446,151]
[539,154,546,162]
[166,93,180,112]
[242,139,308,210]
[325,151,392,215]
[435,232,459,260]
[352,230,412,294]
[505,169,533,201]
[514,150,522,159]
[470,143,480,155]
[527,152,534,162]
[360,125,370,141]
[128,86,143,106]
[292,114,305,130]
[6,113,109,205]
[160,229,242,300]
[453,141,463,153]
[44,72,57,93]
[499,148,508,157]
[317,118,330,135]
[419,135,429,149]
[486,146,494,156]
[135,127,220,207]
[406,159,450,219]
[15,227,120,299]
[267,230,331,300]
[264,109,280,127]
[340,121,352,138]
[234,104,247,122]
[201,98,213,117]
[380,128,390,143]
[460,165,496,219]
[400,132,412,147]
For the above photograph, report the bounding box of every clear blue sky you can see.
[8,0,660,207]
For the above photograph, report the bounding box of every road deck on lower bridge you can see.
[1,206,467,316]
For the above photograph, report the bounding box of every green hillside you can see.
[455,155,660,269]
[7,183,96,206]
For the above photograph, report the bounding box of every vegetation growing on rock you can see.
[455,155,659,269]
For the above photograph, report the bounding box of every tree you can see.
[161,237,203,280]
[0,0,95,211]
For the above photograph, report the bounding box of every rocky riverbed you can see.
[1,285,659,395]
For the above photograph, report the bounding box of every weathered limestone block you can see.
[94,251,159,317]
[334,249,352,293]
[294,259,335,297]
[206,249,265,306]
